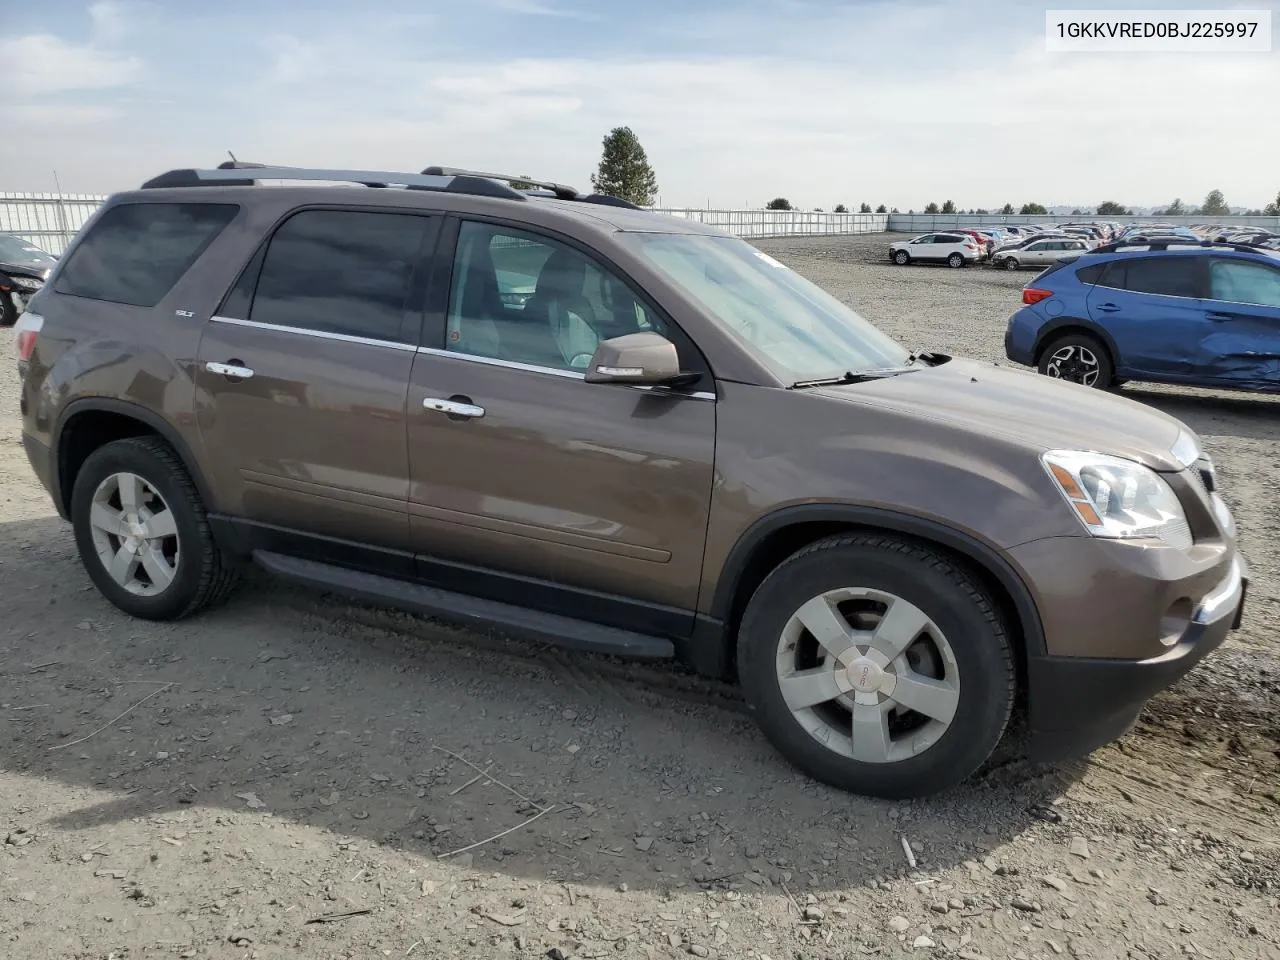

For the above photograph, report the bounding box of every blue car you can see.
[1004,242,1280,392]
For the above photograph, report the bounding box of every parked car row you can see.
[891,221,1124,269]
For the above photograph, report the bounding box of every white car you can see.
[991,237,1091,271]
[889,232,980,268]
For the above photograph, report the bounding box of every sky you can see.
[3,0,1279,210]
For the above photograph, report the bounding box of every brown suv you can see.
[14,163,1247,798]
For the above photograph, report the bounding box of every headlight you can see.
[1042,450,1192,550]
[10,276,43,292]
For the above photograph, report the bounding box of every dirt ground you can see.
[2,233,1279,960]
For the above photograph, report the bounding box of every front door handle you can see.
[206,360,255,379]
[1095,303,1120,313]
[423,396,485,420]
[1206,311,1235,322]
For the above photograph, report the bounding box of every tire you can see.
[1037,332,1114,389]
[0,292,17,328]
[947,253,965,268]
[71,436,239,620]
[736,534,1016,799]
[892,250,910,265]
[1004,257,1020,271]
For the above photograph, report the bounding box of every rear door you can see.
[1200,256,1280,386]
[195,207,438,559]
[1084,255,1209,380]
[403,217,717,631]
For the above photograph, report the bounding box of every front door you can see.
[195,208,438,556]
[404,218,717,632]
[1200,256,1280,387]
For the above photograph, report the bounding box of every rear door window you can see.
[1116,257,1203,298]
[247,209,432,344]
[54,202,238,307]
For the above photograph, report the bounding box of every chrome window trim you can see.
[209,315,417,352]
[415,346,716,400]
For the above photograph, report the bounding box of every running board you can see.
[252,550,676,661]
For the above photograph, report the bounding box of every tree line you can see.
[585,129,1280,219]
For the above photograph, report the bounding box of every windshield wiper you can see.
[790,366,920,389]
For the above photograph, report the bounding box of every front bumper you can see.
[1024,553,1247,762]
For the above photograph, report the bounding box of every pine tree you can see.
[1201,189,1228,216]
[590,127,658,206]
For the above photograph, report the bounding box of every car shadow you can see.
[1120,386,1280,442]
[1,514,1086,895]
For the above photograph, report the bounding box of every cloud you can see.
[475,0,598,17]
[0,33,142,96]
[5,0,1280,208]
[89,1,131,43]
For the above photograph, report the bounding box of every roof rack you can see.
[141,164,529,200]
[139,161,644,210]
[1091,238,1274,256]
[420,166,641,210]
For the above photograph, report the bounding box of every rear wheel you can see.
[736,534,1016,799]
[947,253,965,268]
[1038,332,1114,389]
[893,250,910,265]
[71,436,239,620]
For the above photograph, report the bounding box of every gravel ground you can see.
[2,232,1279,960]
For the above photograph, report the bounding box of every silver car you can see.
[992,237,1091,271]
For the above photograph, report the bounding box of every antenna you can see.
[227,150,238,163]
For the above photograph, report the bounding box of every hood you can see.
[0,261,49,280]
[814,357,1191,472]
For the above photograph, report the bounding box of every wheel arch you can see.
[52,398,214,520]
[708,504,1046,681]
[1032,317,1120,368]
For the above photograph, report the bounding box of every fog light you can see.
[1158,597,1193,647]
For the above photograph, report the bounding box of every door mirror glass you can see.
[584,331,681,385]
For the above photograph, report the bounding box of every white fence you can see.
[0,192,888,252]
[0,193,107,255]
[655,209,887,237]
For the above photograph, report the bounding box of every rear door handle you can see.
[423,396,485,420]
[1206,311,1235,322]
[1095,303,1120,313]
[205,360,255,379]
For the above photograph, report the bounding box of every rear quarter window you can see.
[1076,263,1107,284]
[54,202,238,307]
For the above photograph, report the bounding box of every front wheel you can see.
[892,250,910,265]
[0,292,18,328]
[1004,257,1020,271]
[736,534,1016,799]
[1038,332,1114,389]
[71,436,239,620]
[947,253,965,268]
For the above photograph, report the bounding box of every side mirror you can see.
[584,331,681,385]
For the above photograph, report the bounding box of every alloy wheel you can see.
[1044,344,1100,386]
[774,587,960,763]
[88,472,181,596]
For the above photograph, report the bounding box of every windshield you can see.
[0,235,57,269]
[617,233,910,382]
